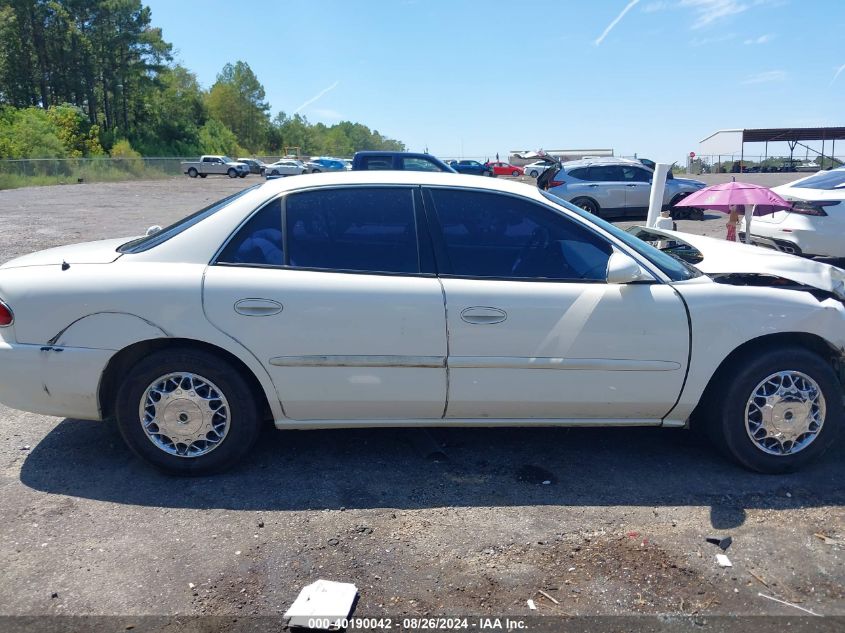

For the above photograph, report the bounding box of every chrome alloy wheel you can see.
[745,370,825,456]
[139,373,230,458]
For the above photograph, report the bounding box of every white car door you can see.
[423,187,690,421]
[203,186,448,421]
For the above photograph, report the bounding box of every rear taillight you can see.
[0,300,12,327]
[549,179,565,187]
[790,202,831,216]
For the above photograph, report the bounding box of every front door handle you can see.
[234,298,283,316]
[461,306,507,325]
[626,183,638,187]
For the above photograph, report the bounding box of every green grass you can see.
[0,160,181,190]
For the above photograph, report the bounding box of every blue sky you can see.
[145,0,844,163]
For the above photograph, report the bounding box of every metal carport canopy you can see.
[741,127,845,143]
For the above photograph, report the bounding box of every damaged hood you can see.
[650,228,845,300]
[0,237,127,269]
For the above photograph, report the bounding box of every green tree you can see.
[206,61,269,151]
[198,118,242,156]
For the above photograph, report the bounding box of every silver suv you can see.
[546,158,707,219]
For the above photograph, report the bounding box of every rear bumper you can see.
[0,342,112,420]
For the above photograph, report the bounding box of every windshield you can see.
[119,185,260,254]
[540,191,702,281]
[220,156,234,163]
[792,169,845,190]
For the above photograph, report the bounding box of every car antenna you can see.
[61,260,70,271]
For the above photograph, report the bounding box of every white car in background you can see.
[0,172,843,475]
[523,160,557,178]
[264,159,308,177]
[743,167,845,258]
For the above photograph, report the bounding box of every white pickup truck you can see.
[182,155,250,179]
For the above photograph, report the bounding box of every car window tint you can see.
[587,165,623,181]
[429,189,611,281]
[622,166,651,182]
[402,157,441,172]
[793,170,845,190]
[567,167,589,180]
[286,188,420,273]
[362,156,392,170]
[217,199,283,266]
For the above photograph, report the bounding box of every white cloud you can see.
[741,70,787,84]
[831,63,845,87]
[690,33,735,46]
[744,33,774,44]
[293,80,340,115]
[681,0,749,29]
[594,0,641,46]
[642,1,670,11]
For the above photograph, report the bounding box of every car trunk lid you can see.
[0,237,127,269]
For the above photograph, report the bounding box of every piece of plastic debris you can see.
[706,536,733,551]
[538,589,559,605]
[785,492,792,498]
[758,592,820,616]
[814,533,841,545]
[716,554,733,568]
[526,599,537,610]
[626,531,639,538]
[234,551,241,556]
[542,480,551,485]
[284,579,358,630]
[50,592,58,599]
[188,583,195,589]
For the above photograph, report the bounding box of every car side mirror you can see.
[606,251,652,284]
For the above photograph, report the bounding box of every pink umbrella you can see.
[674,180,792,215]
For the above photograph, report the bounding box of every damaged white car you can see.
[0,172,843,475]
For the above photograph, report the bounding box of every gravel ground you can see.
[0,175,843,626]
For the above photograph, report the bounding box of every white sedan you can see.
[0,172,843,475]
[264,159,308,177]
[744,167,845,257]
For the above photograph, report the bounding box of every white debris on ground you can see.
[284,579,358,630]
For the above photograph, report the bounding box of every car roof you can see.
[253,169,542,197]
[563,157,645,168]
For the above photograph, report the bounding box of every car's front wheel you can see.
[115,349,263,475]
[529,170,539,178]
[511,170,520,177]
[706,346,842,473]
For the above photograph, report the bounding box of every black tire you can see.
[571,197,600,215]
[187,167,198,178]
[311,168,321,173]
[199,173,207,178]
[703,346,842,473]
[227,168,237,178]
[511,170,520,177]
[239,172,247,178]
[529,170,539,178]
[115,348,263,475]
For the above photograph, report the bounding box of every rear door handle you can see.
[234,298,283,316]
[460,307,507,325]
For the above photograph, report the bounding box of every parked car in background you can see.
[741,167,845,258]
[306,158,346,173]
[181,155,250,179]
[524,160,557,178]
[264,159,308,178]
[2,172,844,475]
[545,158,707,219]
[487,161,524,177]
[351,151,456,172]
[238,158,266,175]
[342,159,353,171]
[448,160,493,176]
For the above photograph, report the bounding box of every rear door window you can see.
[217,199,283,266]
[286,187,420,274]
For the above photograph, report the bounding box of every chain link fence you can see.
[687,154,845,175]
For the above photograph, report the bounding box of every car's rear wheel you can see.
[227,168,237,178]
[115,349,262,475]
[571,197,600,215]
[705,347,842,473]
[187,168,198,178]
[529,170,539,178]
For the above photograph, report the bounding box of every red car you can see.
[486,161,524,177]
